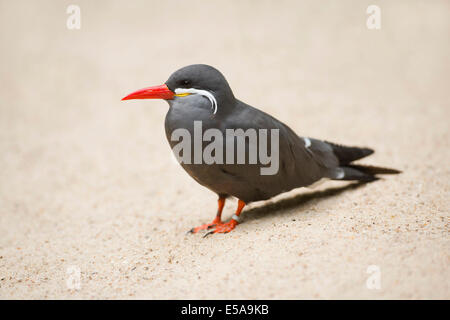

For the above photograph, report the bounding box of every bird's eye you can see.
[182,80,190,86]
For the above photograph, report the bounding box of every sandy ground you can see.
[0,0,449,299]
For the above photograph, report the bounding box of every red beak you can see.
[121,84,174,101]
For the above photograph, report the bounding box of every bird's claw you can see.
[188,221,221,234]
[202,220,238,237]
[203,231,214,238]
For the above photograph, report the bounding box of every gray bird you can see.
[122,64,399,235]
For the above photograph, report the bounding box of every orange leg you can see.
[204,200,246,237]
[189,197,226,234]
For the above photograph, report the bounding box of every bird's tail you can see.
[334,164,401,182]
[326,141,401,181]
[326,141,374,165]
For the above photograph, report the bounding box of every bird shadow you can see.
[241,181,370,223]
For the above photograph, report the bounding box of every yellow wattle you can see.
[174,93,191,97]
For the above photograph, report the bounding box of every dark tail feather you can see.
[333,164,401,182]
[347,164,401,175]
[326,141,374,165]
[336,166,379,182]
[326,141,400,182]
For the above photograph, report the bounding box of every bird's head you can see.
[122,64,235,114]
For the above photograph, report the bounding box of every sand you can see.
[0,0,448,299]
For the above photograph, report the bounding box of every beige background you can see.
[0,0,449,299]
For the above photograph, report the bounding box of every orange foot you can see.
[188,219,222,234]
[204,219,238,237]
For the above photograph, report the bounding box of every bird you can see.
[122,64,400,236]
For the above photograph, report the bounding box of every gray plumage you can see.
[163,64,398,203]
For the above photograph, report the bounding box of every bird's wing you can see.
[217,100,338,200]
